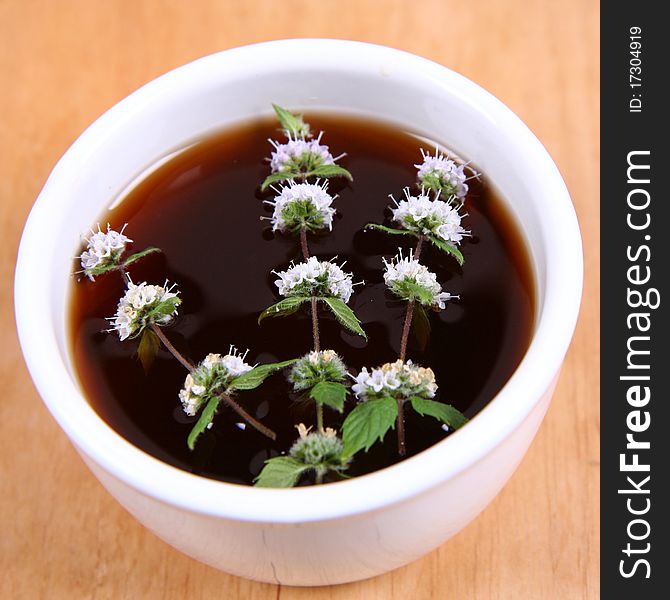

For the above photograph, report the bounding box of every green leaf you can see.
[306,164,353,181]
[151,296,181,316]
[365,223,414,236]
[85,262,121,278]
[258,296,310,324]
[261,171,296,191]
[410,397,468,430]
[123,246,162,267]
[342,397,398,458]
[228,359,298,391]
[397,279,436,306]
[320,297,367,339]
[187,396,221,450]
[427,235,464,266]
[137,328,160,373]
[309,381,348,412]
[272,104,308,138]
[412,304,431,351]
[254,456,309,488]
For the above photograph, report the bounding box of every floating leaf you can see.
[254,456,309,488]
[412,303,431,351]
[137,328,160,373]
[427,235,464,266]
[365,223,414,236]
[410,397,468,430]
[258,296,310,324]
[187,396,221,450]
[320,297,367,339]
[342,397,397,458]
[123,246,162,267]
[228,359,298,391]
[261,170,297,191]
[309,381,348,412]
[307,164,353,181]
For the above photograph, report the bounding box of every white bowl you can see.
[15,40,582,586]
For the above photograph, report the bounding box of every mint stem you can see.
[150,323,194,372]
[396,235,425,453]
[398,235,424,362]
[396,398,407,456]
[299,227,310,260]
[299,227,324,438]
[220,392,277,440]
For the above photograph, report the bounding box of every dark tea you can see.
[69,113,535,485]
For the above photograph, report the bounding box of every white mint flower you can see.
[266,181,336,233]
[289,349,348,391]
[269,132,338,174]
[109,280,180,341]
[391,188,468,245]
[415,148,469,200]
[383,250,454,309]
[352,360,438,401]
[80,224,132,279]
[179,347,253,416]
[274,256,355,302]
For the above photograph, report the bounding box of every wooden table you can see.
[0,1,599,597]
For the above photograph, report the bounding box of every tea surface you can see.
[69,114,535,485]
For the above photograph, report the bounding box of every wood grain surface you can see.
[0,1,599,598]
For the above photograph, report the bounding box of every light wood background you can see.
[0,1,599,598]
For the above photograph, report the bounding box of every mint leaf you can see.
[307,164,353,181]
[261,171,296,191]
[123,246,161,267]
[342,397,398,458]
[412,303,431,351]
[365,223,414,236]
[187,396,221,450]
[254,456,309,488]
[258,296,310,324]
[272,104,310,138]
[85,263,121,277]
[320,297,367,339]
[410,397,468,429]
[150,296,181,316]
[395,279,436,306]
[137,328,160,373]
[427,235,464,266]
[228,359,298,391]
[309,381,348,412]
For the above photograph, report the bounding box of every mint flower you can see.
[269,133,338,175]
[391,189,468,245]
[80,224,131,280]
[266,181,336,233]
[109,280,180,340]
[383,250,454,309]
[274,256,355,302]
[179,348,252,416]
[415,148,469,200]
[289,350,348,391]
[289,424,350,476]
[352,359,438,401]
